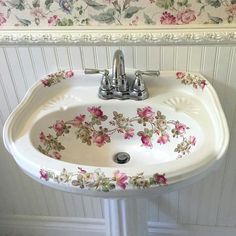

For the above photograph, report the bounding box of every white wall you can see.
[0,45,236,235]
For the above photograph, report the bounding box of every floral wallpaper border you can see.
[1,0,236,27]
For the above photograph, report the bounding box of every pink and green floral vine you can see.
[39,166,167,192]
[41,70,74,87]
[176,72,207,90]
[38,106,196,160]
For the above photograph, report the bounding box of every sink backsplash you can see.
[0,0,235,27]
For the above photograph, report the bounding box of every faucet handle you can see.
[84,68,109,76]
[135,70,160,77]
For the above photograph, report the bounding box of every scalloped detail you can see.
[163,97,200,115]
[42,94,80,111]
[0,29,236,45]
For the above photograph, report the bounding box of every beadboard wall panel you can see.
[0,46,236,231]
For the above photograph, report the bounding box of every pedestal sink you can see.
[3,69,229,236]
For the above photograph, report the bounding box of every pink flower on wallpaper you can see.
[226,4,236,15]
[176,72,185,79]
[160,12,177,25]
[93,133,110,147]
[175,122,187,135]
[200,80,207,90]
[153,173,167,185]
[72,115,85,126]
[124,128,134,139]
[39,169,49,181]
[114,170,128,189]
[0,13,6,26]
[30,7,45,18]
[88,106,104,119]
[140,134,153,148]
[53,120,65,136]
[157,134,170,145]
[189,136,196,146]
[65,70,74,78]
[48,15,59,26]
[177,9,196,24]
[137,106,155,121]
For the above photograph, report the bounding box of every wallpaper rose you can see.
[0,0,235,27]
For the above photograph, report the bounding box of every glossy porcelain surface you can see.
[3,70,229,197]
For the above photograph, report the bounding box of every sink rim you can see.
[2,70,229,195]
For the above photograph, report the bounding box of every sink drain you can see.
[113,152,130,164]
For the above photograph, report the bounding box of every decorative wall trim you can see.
[1,27,236,45]
[1,215,236,236]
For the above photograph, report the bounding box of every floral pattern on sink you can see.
[39,167,167,192]
[41,70,74,87]
[38,106,196,160]
[176,72,207,90]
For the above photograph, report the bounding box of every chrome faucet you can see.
[84,50,160,100]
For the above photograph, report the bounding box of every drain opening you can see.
[113,152,131,164]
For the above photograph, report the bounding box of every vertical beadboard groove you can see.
[15,48,29,90]
[2,48,20,103]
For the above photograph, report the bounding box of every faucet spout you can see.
[111,50,126,87]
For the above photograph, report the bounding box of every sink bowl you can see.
[3,70,229,197]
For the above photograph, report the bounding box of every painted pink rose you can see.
[53,151,62,160]
[160,12,177,25]
[30,7,45,18]
[48,15,59,26]
[53,120,65,136]
[189,136,196,146]
[153,173,167,185]
[177,9,196,24]
[41,79,50,87]
[39,131,47,144]
[157,134,170,145]
[73,115,85,126]
[141,134,153,148]
[88,106,104,118]
[176,72,185,79]
[0,13,6,26]
[114,170,128,190]
[65,70,74,78]
[137,106,155,121]
[124,128,134,139]
[93,133,110,147]
[175,122,187,134]
[40,169,49,181]
[200,80,207,90]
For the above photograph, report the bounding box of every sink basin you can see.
[3,70,229,197]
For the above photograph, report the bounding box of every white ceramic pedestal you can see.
[104,198,148,236]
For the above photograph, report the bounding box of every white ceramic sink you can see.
[3,70,229,197]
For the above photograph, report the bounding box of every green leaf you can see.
[156,0,174,9]
[124,6,142,18]
[112,0,121,13]
[83,0,106,10]
[207,13,223,24]
[7,0,25,10]
[16,16,31,26]
[91,10,115,24]
[32,0,40,8]
[206,0,221,8]
[143,13,155,25]
[231,0,236,3]
[45,0,54,10]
